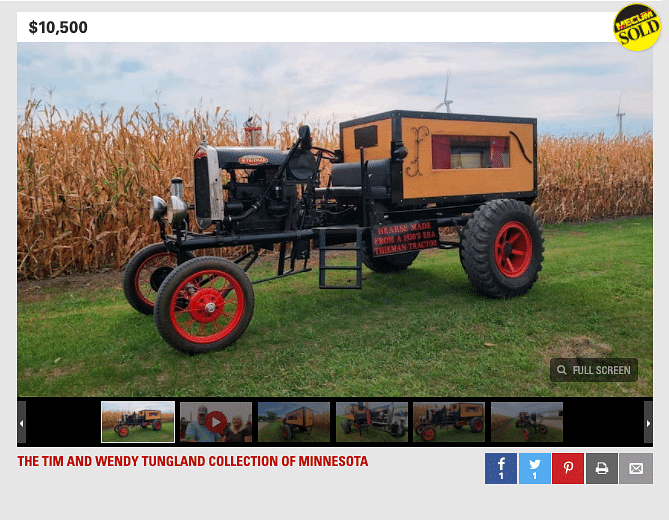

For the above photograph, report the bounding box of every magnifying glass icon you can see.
[557,365,567,375]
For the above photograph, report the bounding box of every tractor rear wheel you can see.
[154,257,255,354]
[123,243,195,315]
[470,417,484,433]
[460,199,544,298]
[421,426,437,442]
[152,420,162,431]
[282,425,292,441]
[341,420,351,435]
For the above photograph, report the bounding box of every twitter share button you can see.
[519,453,552,484]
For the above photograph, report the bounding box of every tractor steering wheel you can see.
[310,146,339,162]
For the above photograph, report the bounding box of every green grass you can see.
[412,424,485,442]
[101,421,175,443]
[335,416,409,443]
[491,419,563,443]
[17,216,652,397]
[258,422,330,442]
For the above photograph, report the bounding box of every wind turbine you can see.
[433,70,453,113]
[616,94,625,140]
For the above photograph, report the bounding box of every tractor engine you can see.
[188,126,320,236]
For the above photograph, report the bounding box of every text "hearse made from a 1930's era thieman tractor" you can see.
[123,110,544,354]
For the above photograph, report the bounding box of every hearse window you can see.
[354,125,378,149]
[432,135,510,169]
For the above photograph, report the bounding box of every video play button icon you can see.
[205,411,227,434]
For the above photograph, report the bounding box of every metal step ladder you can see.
[318,227,364,289]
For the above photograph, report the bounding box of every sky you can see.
[335,402,408,416]
[17,42,652,138]
[491,402,563,417]
[101,401,175,413]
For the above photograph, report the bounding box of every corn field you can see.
[412,403,487,429]
[17,100,653,280]
[313,412,330,429]
[101,410,175,430]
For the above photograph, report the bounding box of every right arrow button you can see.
[644,401,652,444]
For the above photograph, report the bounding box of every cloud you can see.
[17,42,652,137]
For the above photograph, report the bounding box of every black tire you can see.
[460,199,544,298]
[454,424,463,430]
[470,417,484,433]
[362,240,419,272]
[341,420,351,435]
[118,426,129,437]
[152,420,162,431]
[282,425,292,441]
[539,425,548,434]
[154,257,255,354]
[123,243,195,315]
[415,424,425,436]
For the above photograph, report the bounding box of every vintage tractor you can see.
[281,406,314,441]
[516,411,548,441]
[341,402,408,439]
[114,410,162,437]
[124,110,543,354]
[415,402,484,441]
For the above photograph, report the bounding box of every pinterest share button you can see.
[552,453,585,484]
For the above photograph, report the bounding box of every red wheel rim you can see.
[169,269,245,344]
[475,420,483,431]
[119,427,129,437]
[524,429,530,441]
[421,427,436,441]
[283,428,288,439]
[155,421,161,430]
[494,221,533,278]
[135,252,178,307]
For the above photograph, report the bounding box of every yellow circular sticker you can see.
[614,4,661,51]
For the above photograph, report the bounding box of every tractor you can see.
[124,110,543,354]
[415,402,484,441]
[515,411,548,441]
[340,402,408,439]
[281,406,314,441]
[114,409,162,437]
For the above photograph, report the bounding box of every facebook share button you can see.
[485,453,517,484]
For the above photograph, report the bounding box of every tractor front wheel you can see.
[539,425,548,434]
[415,424,425,436]
[154,257,255,354]
[460,199,544,298]
[152,420,162,431]
[123,243,195,315]
[341,420,351,435]
[118,426,129,437]
[421,426,437,442]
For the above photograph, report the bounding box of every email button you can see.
[619,454,652,484]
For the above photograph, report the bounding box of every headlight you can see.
[166,196,188,226]
[149,196,167,221]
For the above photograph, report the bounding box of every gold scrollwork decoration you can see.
[405,126,430,177]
